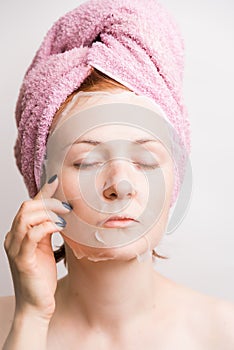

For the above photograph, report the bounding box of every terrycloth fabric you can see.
[14,0,191,200]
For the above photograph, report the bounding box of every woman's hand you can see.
[3,175,71,321]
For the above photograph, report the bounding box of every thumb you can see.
[33,174,59,200]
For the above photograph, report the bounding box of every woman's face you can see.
[46,91,175,261]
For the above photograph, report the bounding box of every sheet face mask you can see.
[41,91,191,259]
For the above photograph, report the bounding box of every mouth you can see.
[101,215,139,228]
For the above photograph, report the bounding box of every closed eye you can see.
[132,162,159,170]
[73,162,102,169]
[73,162,159,170]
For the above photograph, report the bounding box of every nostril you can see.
[103,185,118,200]
[103,180,136,200]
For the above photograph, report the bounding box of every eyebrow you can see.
[71,138,159,146]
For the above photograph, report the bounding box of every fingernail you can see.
[48,174,58,184]
[62,202,73,210]
[55,222,66,228]
[55,215,67,227]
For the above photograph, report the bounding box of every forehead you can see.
[51,89,169,134]
[48,91,173,153]
[76,124,157,143]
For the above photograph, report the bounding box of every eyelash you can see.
[74,162,101,169]
[73,162,159,170]
[133,162,159,170]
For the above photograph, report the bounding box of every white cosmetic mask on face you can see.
[41,90,191,260]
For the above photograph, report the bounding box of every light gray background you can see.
[0,0,233,300]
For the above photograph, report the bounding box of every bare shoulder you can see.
[173,280,234,348]
[0,295,15,348]
[211,297,234,347]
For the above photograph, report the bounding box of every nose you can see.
[103,179,136,200]
[102,160,137,201]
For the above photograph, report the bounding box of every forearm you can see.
[3,312,50,350]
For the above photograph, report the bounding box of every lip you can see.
[101,215,139,228]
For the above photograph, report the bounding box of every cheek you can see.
[62,169,80,197]
[54,166,84,205]
[53,169,91,217]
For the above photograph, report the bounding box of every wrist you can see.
[13,309,51,329]
[14,304,53,324]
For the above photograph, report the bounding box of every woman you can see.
[1,0,234,349]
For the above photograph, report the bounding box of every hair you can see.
[52,67,168,265]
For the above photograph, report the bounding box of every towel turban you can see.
[14,0,191,200]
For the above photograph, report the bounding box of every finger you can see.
[12,209,64,238]
[7,221,65,258]
[33,174,59,201]
[38,231,55,253]
[17,221,64,261]
[11,198,71,232]
[4,231,11,252]
[33,198,73,215]
[8,209,65,253]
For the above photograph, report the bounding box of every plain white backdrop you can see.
[0,0,233,300]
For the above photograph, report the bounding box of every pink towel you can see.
[14,0,191,200]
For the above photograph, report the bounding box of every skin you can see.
[52,124,173,260]
[2,90,234,350]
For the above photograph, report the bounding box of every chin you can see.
[63,233,155,263]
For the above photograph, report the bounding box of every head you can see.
[14,0,191,266]
[47,68,173,265]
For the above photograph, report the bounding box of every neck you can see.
[58,243,167,332]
